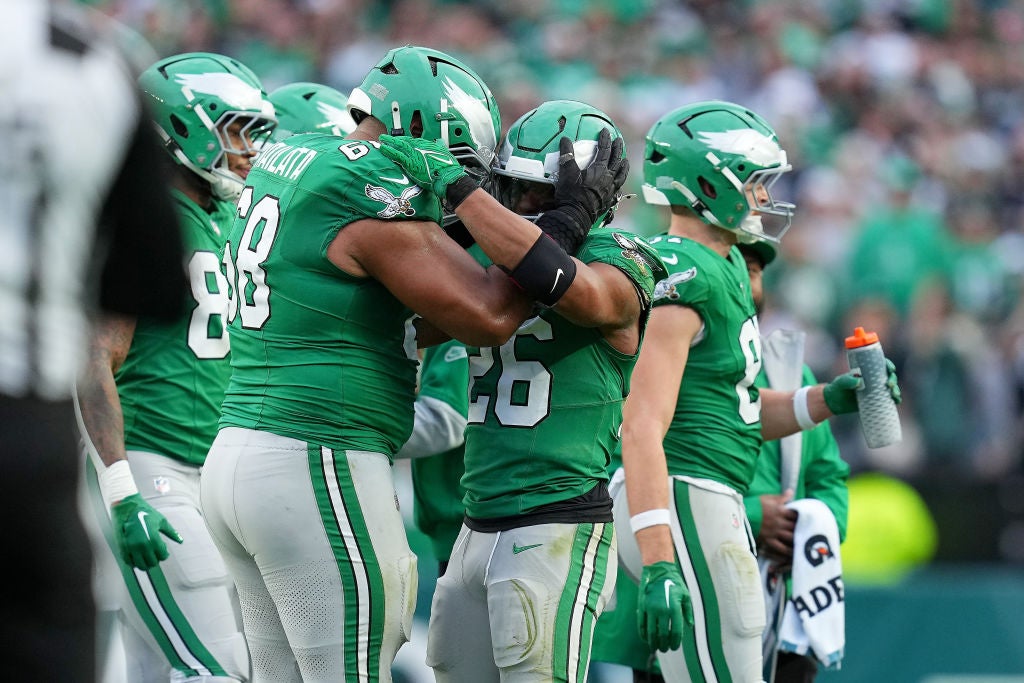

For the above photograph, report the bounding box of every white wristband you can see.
[793,386,820,431]
[630,508,672,534]
[98,459,139,508]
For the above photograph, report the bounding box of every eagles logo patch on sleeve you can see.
[612,232,661,276]
[365,183,422,218]
[654,267,698,302]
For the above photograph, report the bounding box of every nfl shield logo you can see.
[153,476,170,495]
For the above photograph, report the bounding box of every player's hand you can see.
[555,127,629,224]
[823,358,901,415]
[758,491,797,571]
[110,493,183,570]
[539,127,629,254]
[638,560,693,652]
[377,134,468,199]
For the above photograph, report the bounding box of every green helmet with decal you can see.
[347,45,500,185]
[493,99,624,224]
[139,52,276,200]
[642,100,794,243]
[269,82,356,141]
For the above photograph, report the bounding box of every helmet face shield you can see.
[450,144,494,186]
[493,175,557,222]
[738,165,794,242]
[217,112,275,156]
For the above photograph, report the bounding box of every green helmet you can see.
[347,45,500,184]
[139,52,276,200]
[493,99,624,223]
[269,82,356,141]
[642,100,794,243]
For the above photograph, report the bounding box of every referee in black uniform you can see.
[1,2,185,679]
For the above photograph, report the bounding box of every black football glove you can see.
[537,127,629,254]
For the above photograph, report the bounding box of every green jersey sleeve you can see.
[578,228,666,310]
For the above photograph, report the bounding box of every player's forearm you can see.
[622,425,676,565]
[453,189,543,270]
[760,385,830,441]
[76,361,128,468]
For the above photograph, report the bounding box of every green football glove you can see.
[110,493,183,570]
[377,134,474,207]
[638,560,693,652]
[823,358,902,415]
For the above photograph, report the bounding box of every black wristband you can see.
[445,175,479,211]
[509,233,577,307]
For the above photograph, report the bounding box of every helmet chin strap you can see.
[737,215,765,243]
[209,170,244,201]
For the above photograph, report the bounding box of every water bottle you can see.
[845,327,902,448]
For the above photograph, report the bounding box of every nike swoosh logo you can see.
[662,254,679,265]
[421,150,455,166]
[512,542,543,555]
[379,174,410,184]
[137,511,152,540]
[549,268,565,294]
[664,580,675,603]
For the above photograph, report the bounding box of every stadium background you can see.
[81,0,1024,679]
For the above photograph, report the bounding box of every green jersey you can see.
[462,230,662,519]
[649,234,763,492]
[116,190,234,464]
[219,134,443,455]
[744,365,849,540]
[411,340,470,561]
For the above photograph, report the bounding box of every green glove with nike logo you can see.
[638,560,693,652]
[377,134,478,210]
[110,493,183,570]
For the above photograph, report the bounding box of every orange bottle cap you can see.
[845,326,879,348]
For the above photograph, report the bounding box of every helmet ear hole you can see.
[409,111,423,137]
[649,151,665,164]
[698,176,717,199]
[170,114,189,138]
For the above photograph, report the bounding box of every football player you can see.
[77,52,276,682]
[198,48,625,682]
[268,80,356,141]
[389,99,667,682]
[614,101,899,682]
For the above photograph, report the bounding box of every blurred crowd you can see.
[82,0,1024,557]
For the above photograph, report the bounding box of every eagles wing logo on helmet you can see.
[366,184,422,218]
[175,72,268,110]
[697,129,785,167]
[316,102,355,135]
[442,76,497,159]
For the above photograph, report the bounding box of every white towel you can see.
[778,498,845,669]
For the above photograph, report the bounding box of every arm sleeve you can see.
[396,340,470,459]
[395,395,467,459]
